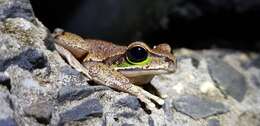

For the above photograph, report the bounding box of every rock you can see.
[173,95,229,119]
[1,48,47,71]
[148,116,155,126]
[1,18,47,45]
[0,0,34,21]
[243,56,260,69]
[252,57,260,68]
[207,119,220,126]
[0,118,17,126]
[242,55,260,88]
[207,57,247,101]
[58,85,109,103]
[114,96,141,111]
[121,123,134,126]
[117,112,137,119]
[0,33,21,61]
[6,65,44,95]
[24,101,54,124]
[191,57,200,68]
[0,72,10,90]
[251,75,260,88]
[59,98,103,124]
[58,66,90,86]
[0,92,16,126]
[162,98,174,121]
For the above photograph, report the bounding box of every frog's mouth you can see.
[116,61,177,77]
[118,69,170,77]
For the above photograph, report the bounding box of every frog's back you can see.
[83,39,127,62]
[53,30,127,62]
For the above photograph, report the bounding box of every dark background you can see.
[30,0,260,52]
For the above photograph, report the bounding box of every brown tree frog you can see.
[53,29,177,109]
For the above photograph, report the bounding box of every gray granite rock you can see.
[0,72,10,90]
[251,75,260,88]
[0,117,17,126]
[0,48,47,71]
[114,96,141,111]
[117,112,137,119]
[0,92,16,126]
[58,66,90,88]
[1,18,47,44]
[173,95,229,119]
[0,0,34,21]
[24,101,54,124]
[121,123,135,126]
[59,98,103,124]
[148,116,155,126]
[58,85,109,103]
[162,98,174,121]
[252,57,260,68]
[208,119,220,126]
[243,56,260,88]
[207,57,247,101]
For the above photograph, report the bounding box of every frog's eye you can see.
[126,46,148,64]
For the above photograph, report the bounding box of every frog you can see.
[53,29,177,109]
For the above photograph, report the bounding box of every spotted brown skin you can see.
[53,29,177,110]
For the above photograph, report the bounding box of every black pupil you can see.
[127,46,148,63]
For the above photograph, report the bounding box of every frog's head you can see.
[109,42,177,84]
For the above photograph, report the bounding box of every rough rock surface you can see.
[173,95,229,119]
[0,0,260,126]
[0,0,34,21]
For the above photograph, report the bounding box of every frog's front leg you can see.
[55,44,92,79]
[83,62,164,109]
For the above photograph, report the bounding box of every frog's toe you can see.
[148,94,164,105]
[139,88,165,105]
[137,95,156,108]
[156,98,165,105]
